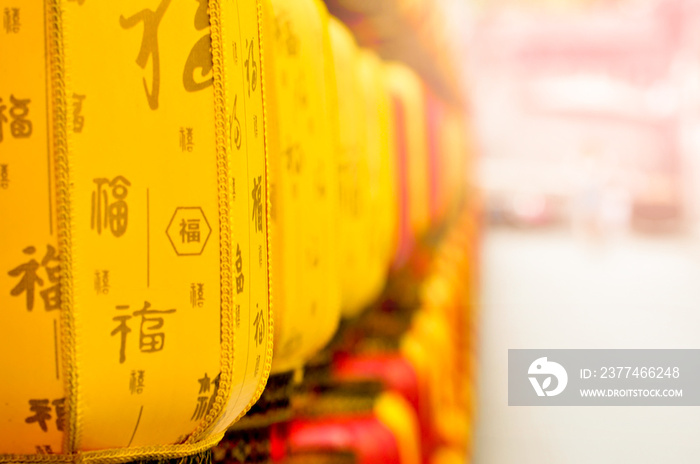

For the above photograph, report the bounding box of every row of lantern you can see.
[0,0,471,461]
[235,206,480,464]
[268,0,471,376]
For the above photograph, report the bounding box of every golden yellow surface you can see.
[439,108,469,219]
[430,447,468,464]
[263,0,341,374]
[411,310,456,438]
[357,51,398,304]
[374,392,422,464]
[384,63,430,240]
[0,0,272,459]
[0,0,64,455]
[328,18,375,318]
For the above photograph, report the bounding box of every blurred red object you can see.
[272,416,401,464]
[332,353,434,462]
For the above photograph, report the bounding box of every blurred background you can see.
[466,0,700,462]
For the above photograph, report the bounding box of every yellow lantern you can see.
[328,17,369,317]
[1,0,272,459]
[383,63,430,267]
[356,50,399,306]
[262,0,342,374]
